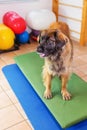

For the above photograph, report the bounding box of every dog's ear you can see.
[53,30,64,48]
[53,30,61,41]
[54,29,58,37]
[54,30,68,49]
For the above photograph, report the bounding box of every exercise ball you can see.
[16,31,29,44]
[0,24,15,50]
[3,11,20,25]
[26,9,56,30]
[3,11,26,34]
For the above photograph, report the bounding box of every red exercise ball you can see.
[3,11,20,25]
[3,11,26,34]
[7,17,26,34]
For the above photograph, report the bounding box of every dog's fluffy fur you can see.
[37,22,73,100]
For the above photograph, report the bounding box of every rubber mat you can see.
[14,52,87,128]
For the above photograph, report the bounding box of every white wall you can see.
[0,0,52,23]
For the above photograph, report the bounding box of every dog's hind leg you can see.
[42,68,52,99]
[61,74,71,100]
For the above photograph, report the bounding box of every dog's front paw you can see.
[44,90,52,99]
[61,90,71,100]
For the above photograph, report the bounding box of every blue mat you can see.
[2,64,87,130]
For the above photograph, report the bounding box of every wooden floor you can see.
[0,41,87,130]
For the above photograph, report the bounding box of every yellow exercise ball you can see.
[0,24,15,50]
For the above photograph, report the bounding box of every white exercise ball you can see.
[26,9,56,30]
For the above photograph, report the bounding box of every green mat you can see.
[15,52,87,128]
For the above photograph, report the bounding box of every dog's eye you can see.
[46,40,55,50]
[47,38,55,45]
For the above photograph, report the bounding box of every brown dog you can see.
[37,22,73,100]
